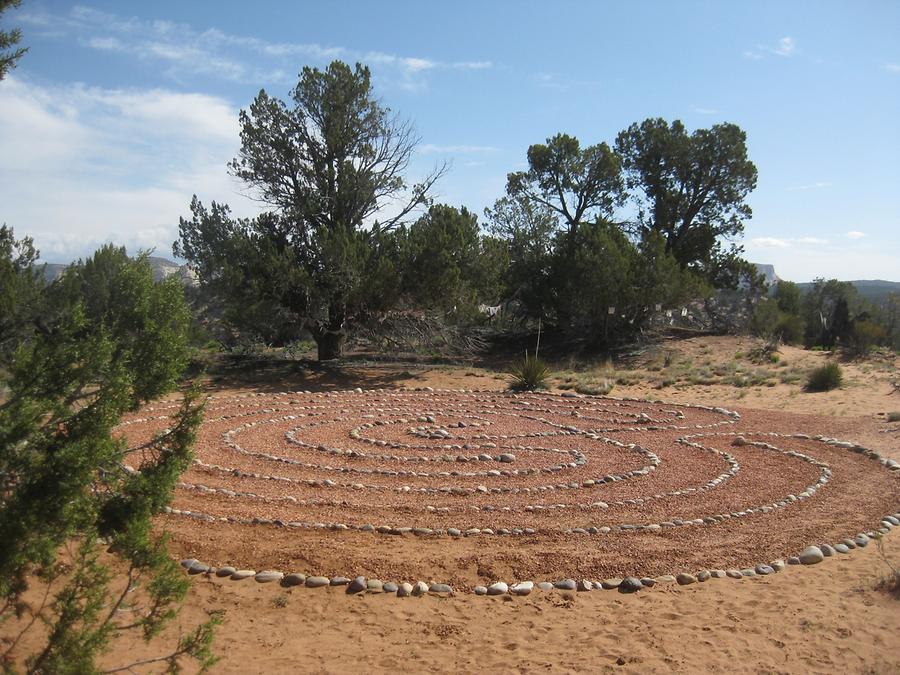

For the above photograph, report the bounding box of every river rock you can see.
[537,582,554,591]
[254,570,283,583]
[473,585,488,596]
[330,576,351,586]
[230,569,256,580]
[577,579,594,591]
[799,546,825,565]
[511,581,534,596]
[601,578,623,590]
[639,577,656,587]
[726,570,743,579]
[697,570,711,582]
[367,579,384,593]
[429,583,453,594]
[619,577,643,593]
[834,543,850,554]
[216,566,237,578]
[412,581,429,596]
[676,573,697,585]
[397,582,413,597]
[854,534,870,547]
[383,582,399,593]
[487,581,509,595]
[554,579,577,590]
[282,573,306,587]
[305,575,330,588]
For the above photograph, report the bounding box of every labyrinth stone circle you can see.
[121,388,900,597]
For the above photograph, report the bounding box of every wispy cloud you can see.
[418,144,499,154]
[744,36,797,61]
[16,5,492,87]
[885,63,900,73]
[751,236,830,248]
[0,76,259,262]
[788,181,831,191]
[751,237,791,248]
[846,230,866,239]
[691,106,718,115]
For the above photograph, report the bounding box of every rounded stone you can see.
[412,581,429,596]
[601,578,623,590]
[799,546,825,565]
[330,576,351,586]
[854,534,870,547]
[487,581,509,595]
[554,579,577,590]
[473,585,488,596]
[180,558,199,569]
[710,570,727,579]
[696,570,711,582]
[230,569,257,580]
[537,582,554,591]
[787,557,801,565]
[834,543,850,554]
[188,561,210,575]
[254,570,283,583]
[755,565,774,575]
[639,577,656,587]
[619,577,643,593]
[305,575,330,588]
[383,582,399,593]
[281,573,306,587]
[367,579,384,593]
[676,573,697,586]
[397,582,414,597]
[511,581,534,596]
[577,579,594,591]
[726,570,743,579]
[347,577,367,593]
[216,566,237,578]
[820,544,835,557]
[498,453,516,463]
[429,583,453,594]
[656,575,677,584]
[740,569,756,577]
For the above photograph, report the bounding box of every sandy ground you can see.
[3,336,899,674]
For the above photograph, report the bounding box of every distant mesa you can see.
[41,256,198,287]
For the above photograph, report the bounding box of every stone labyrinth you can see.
[119,388,900,594]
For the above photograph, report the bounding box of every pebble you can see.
[383,582,399,593]
[498,453,516,463]
[305,576,330,588]
[367,579,384,593]
[216,566,237,578]
[740,569,756,577]
[799,546,825,565]
[230,569,256,580]
[397,583,413,597]
[854,534,870,547]
[820,544,835,557]
[473,585,488,596]
[511,581,534,596]
[347,576,366,593]
[330,576,350,586]
[188,561,210,575]
[726,570,743,579]
[834,543,850,554]
[619,577,643,593]
[429,583,453,594]
[696,570,711,582]
[601,578,623,590]
[639,577,656,587]
[282,573,306,587]
[254,570,283,583]
[412,581,429,596]
[710,570,727,579]
[770,560,786,572]
[537,582,554,591]
[755,565,774,576]
[676,573,697,585]
[487,582,509,595]
[555,579,577,590]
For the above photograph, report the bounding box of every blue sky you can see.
[1,1,898,281]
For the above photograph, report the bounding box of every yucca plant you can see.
[508,321,550,391]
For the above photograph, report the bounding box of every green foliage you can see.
[749,297,804,344]
[616,118,757,285]
[399,204,506,315]
[0,245,212,672]
[508,354,551,391]
[849,319,887,357]
[178,61,443,360]
[804,361,843,392]
[0,225,43,361]
[0,0,27,80]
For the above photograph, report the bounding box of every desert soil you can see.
[3,336,899,674]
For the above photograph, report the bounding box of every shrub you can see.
[508,354,550,391]
[805,362,843,392]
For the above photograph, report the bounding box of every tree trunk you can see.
[315,330,345,360]
[312,301,347,360]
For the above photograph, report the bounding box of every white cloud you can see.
[846,230,866,239]
[885,63,900,73]
[744,36,797,61]
[0,76,260,262]
[773,37,796,57]
[788,182,831,191]
[751,237,791,248]
[418,144,499,154]
[18,5,492,86]
[691,106,718,115]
